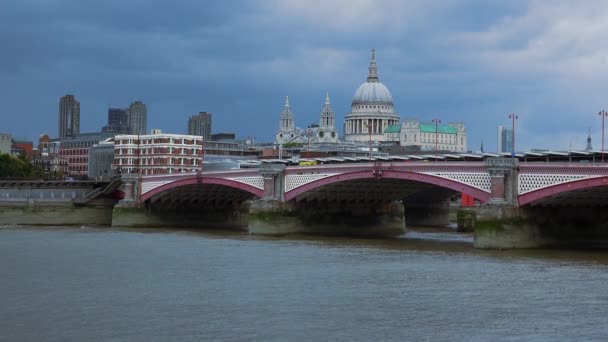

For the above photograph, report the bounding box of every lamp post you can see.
[508,113,518,157]
[137,133,141,174]
[599,110,608,162]
[432,118,441,161]
[307,126,312,156]
[200,133,205,172]
[368,119,373,158]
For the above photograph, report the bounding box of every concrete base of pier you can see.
[111,201,249,229]
[468,205,608,249]
[248,200,406,237]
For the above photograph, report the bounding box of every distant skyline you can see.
[2,1,608,151]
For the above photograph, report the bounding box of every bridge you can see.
[0,177,122,225]
[114,158,608,248]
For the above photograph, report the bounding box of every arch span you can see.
[518,176,608,206]
[141,177,264,202]
[284,170,491,202]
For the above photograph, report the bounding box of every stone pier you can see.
[247,164,405,236]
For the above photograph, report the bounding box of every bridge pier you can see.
[248,199,406,237]
[469,158,547,249]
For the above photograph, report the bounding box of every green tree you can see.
[0,153,44,179]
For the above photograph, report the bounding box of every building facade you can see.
[344,49,400,142]
[387,119,467,152]
[497,125,513,153]
[113,133,252,175]
[187,112,212,141]
[11,140,34,159]
[59,94,80,139]
[88,139,115,180]
[60,132,115,177]
[128,101,147,135]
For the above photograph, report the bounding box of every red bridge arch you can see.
[141,177,264,202]
[284,170,491,202]
[518,175,608,206]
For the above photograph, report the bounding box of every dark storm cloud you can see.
[1,0,607,150]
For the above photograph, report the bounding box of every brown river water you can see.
[2,225,608,341]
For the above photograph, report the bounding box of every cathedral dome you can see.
[351,48,393,105]
[352,81,393,104]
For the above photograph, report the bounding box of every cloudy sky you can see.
[2,0,608,151]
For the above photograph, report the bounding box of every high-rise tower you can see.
[59,94,80,139]
[102,108,130,134]
[128,101,147,135]
[187,112,212,141]
[497,125,513,153]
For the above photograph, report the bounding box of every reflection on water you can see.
[2,225,608,341]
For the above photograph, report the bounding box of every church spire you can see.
[320,92,335,129]
[367,48,379,82]
[279,96,295,131]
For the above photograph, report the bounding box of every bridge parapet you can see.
[485,157,518,206]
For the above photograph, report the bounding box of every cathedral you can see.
[274,49,398,146]
[273,49,467,150]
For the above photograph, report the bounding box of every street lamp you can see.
[432,118,441,161]
[200,133,205,173]
[368,119,373,158]
[508,113,518,157]
[599,110,608,162]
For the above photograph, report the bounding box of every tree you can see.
[0,153,45,179]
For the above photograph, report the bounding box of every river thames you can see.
[2,226,608,341]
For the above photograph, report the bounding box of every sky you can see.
[2,0,608,152]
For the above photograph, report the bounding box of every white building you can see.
[0,133,11,155]
[114,133,248,175]
[344,49,400,142]
[386,119,467,152]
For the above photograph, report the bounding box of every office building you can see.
[497,125,513,153]
[102,108,130,134]
[128,101,147,135]
[187,112,212,141]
